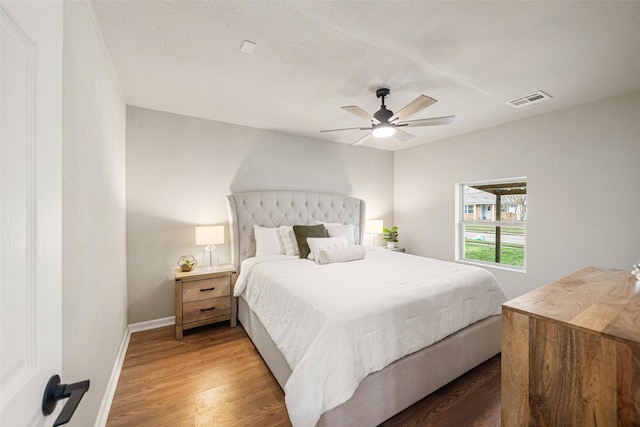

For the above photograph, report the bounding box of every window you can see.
[458,179,527,270]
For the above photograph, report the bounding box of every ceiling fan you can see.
[321,88,455,146]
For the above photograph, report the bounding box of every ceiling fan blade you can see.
[342,106,381,125]
[320,127,372,133]
[394,129,415,141]
[396,115,455,127]
[351,132,372,147]
[389,95,437,123]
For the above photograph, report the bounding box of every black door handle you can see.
[42,375,90,426]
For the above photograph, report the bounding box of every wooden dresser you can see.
[502,267,640,426]
[174,265,237,340]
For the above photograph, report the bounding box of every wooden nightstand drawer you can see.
[183,296,231,324]
[174,265,237,340]
[183,277,230,302]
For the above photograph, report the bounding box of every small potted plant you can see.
[178,255,197,272]
[383,226,398,249]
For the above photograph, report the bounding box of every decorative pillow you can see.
[317,245,366,265]
[307,236,349,261]
[325,224,356,246]
[293,224,328,259]
[279,225,299,256]
[253,225,285,256]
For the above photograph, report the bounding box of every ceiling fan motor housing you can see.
[374,88,394,124]
[373,107,393,124]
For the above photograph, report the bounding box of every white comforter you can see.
[235,249,506,427]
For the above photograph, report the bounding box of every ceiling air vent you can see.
[507,91,552,109]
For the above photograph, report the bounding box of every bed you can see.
[226,190,506,427]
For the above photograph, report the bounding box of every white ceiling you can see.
[91,1,640,151]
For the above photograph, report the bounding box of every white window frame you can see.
[456,177,527,272]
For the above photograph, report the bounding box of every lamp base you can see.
[204,245,219,268]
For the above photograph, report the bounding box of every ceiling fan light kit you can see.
[321,87,455,146]
[372,124,395,138]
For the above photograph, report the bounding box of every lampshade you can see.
[365,220,383,234]
[371,124,396,138]
[195,226,225,245]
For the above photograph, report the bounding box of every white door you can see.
[1,1,63,426]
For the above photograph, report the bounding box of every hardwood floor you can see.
[107,323,500,427]
[381,353,501,426]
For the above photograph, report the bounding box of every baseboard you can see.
[93,316,175,426]
[94,326,130,427]
[128,316,175,333]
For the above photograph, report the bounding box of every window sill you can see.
[456,258,527,274]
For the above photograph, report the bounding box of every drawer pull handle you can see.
[200,307,216,312]
[200,287,215,292]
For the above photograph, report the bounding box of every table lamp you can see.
[195,225,225,267]
[364,220,383,247]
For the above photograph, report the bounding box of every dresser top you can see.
[503,267,640,344]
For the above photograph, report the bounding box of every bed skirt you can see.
[238,296,501,427]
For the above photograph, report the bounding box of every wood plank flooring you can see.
[107,323,501,427]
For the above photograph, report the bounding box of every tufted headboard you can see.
[226,191,366,271]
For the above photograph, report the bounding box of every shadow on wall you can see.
[230,139,353,194]
[127,273,174,326]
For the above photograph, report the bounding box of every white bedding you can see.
[235,248,506,427]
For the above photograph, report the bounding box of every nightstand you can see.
[174,265,237,340]
[385,247,405,253]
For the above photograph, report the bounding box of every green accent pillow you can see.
[293,224,328,259]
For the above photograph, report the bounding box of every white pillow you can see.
[325,224,356,246]
[278,225,299,256]
[254,225,285,256]
[306,236,348,261]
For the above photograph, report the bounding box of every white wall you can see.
[395,91,640,299]
[126,107,394,323]
[62,2,127,425]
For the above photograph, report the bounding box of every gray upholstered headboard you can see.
[226,191,366,270]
